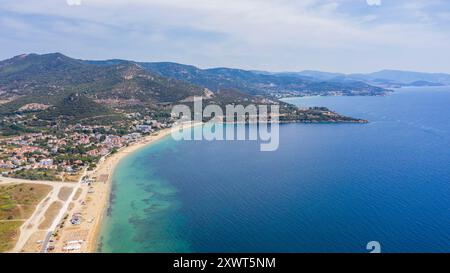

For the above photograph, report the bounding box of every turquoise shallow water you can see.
[99,87,450,253]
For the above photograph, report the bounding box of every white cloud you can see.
[66,0,82,6]
[366,0,381,6]
[0,0,449,73]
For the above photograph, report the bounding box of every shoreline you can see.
[7,119,365,253]
[83,122,202,253]
[85,120,363,252]
[6,120,365,253]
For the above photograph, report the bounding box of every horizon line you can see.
[3,51,450,76]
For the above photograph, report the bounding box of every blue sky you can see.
[1,0,450,73]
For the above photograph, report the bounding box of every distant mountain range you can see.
[88,59,450,93]
[0,53,449,121]
[291,69,450,88]
[87,59,388,97]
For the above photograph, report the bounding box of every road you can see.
[5,177,76,253]
[6,153,110,252]
[40,168,87,253]
[0,176,69,187]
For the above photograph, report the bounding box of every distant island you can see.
[286,69,450,90]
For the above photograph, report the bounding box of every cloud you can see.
[0,0,449,73]
[66,0,82,6]
[366,0,381,6]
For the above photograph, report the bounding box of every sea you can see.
[99,86,450,253]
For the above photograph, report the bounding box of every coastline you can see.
[83,119,360,253]
[82,122,202,253]
[3,125,188,253]
[5,119,367,253]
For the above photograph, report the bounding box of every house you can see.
[39,159,54,167]
[136,125,152,133]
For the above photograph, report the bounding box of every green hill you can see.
[37,93,115,121]
[0,53,205,105]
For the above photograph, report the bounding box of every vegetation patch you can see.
[11,169,60,181]
[0,220,23,252]
[0,183,51,220]
[0,183,51,252]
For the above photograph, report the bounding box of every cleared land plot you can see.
[21,230,47,253]
[58,187,73,201]
[38,201,63,229]
[68,202,75,212]
[72,188,82,201]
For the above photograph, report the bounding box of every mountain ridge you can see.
[0,53,207,104]
[86,59,388,97]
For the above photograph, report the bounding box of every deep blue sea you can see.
[99,87,450,253]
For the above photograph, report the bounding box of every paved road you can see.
[40,232,53,253]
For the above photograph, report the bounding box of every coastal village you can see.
[0,115,172,181]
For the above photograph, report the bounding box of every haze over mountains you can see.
[88,56,450,92]
[295,70,450,87]
[88,59,388,97]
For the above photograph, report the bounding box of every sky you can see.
[1,0,450,73]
